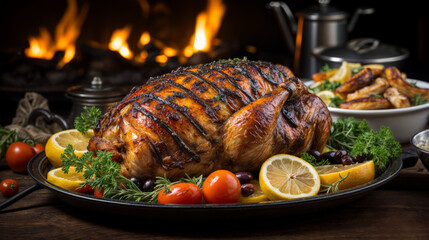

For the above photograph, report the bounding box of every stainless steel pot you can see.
[312,38,409,69]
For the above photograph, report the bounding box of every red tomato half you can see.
[33,143,45,154]
[94,187,104,197]
[0,179,19,197]
[6,142,36,173]
[158,183,202,204]
[202,170,241,204]
[75,183,93,194]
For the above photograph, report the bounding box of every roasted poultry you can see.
[88,59,331,180]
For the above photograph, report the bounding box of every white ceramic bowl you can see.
[305,79,429,143]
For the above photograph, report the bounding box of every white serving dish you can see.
[305,79,429,143]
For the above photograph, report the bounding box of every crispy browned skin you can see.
[383,87,411,108]
[340,97,393,110]
[88,60,331,180]
[336,68,382,94]
[385,67,429,101]
[346,77,389,101]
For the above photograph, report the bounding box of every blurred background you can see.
[0,0,428,125]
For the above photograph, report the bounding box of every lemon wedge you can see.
[238,180,268,203]
[45,129,94,167]
[316,90,335,106]
[329,61,351,84]
[259,154,321,200]
[315,160,375,191]
[47,167,86,191]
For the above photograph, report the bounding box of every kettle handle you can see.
[267,1,297,54]
[348,7,375,32]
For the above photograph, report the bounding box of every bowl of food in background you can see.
[306,61,429,143]
[411,129,429,170]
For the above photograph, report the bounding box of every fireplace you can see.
[0,0,428,125]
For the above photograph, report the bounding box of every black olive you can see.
[235,172,253,184]
[335,150,348,163]
[341,155,355,165]
[241,183,255,197]
[321,151,337,164]
[142,179,156,192]
[355,154,366,163]
[130,177,142,190]
[308,149,321,161]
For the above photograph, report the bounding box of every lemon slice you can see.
[259,154,321,200]
[329,61,351,84]
[45,129,94,168]
[47,166,86,191]
[315,160,375,191]
[316,90,335,106]
[238,180,268,203]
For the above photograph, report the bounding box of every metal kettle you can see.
[267,0,374,78]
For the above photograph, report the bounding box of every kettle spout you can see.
[266,1,297,54]
[347,7,375,32]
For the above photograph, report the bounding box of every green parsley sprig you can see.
[74,106,103,134]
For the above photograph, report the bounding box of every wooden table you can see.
[1,155,429,239]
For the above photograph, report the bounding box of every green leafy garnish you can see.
[61,145,203,203]
[410,93,428,106]
[327,117,401,176]
[309,81,341,94]
[327,117,371,153]
[320,64,331,73]
[328,96,346,108]
[351,66,363,76]
[351,126,401,175]
[320,173,350,193]
[301,152,330,167]
[74,106,103,134]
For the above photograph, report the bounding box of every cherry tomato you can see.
[202,170,241,204]
[158,183,202,204]
[75,183,93,194]
[6,142,36,173]
[0,179,19,197]
[94,187,104,197]
[33,143,45,154]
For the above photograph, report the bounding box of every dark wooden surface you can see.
[1,155,429,240]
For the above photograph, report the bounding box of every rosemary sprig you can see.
[320,172,350,194]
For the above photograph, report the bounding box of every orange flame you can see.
[185,0,225,57]
[108,26,133,60]
[25,0,88,68]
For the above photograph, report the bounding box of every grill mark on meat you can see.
[132,93,209,138]
[132,102,201,163]
[148,78,219,121]
[209,68,254,104]
[233,65,260,95]
[248,61,279,86]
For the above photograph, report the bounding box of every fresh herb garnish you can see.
[410,93,428,106]
[320,64,331,73]
[328,96,346,108]
[301,152,330,166]
[216,56,248,65]
[327,117,371,152]
[61,144,203,203]
[327,117,401,176]
[309,81,341,94]
[74,106,103,134]
[320,173,350,193]
[351,126,401,175]
[351,66,363,76]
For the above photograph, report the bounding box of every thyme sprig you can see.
[320,172,350,194]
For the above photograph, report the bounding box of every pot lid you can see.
[66,76,127,103]
[297,0,348,20]
[312,38,409,64]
